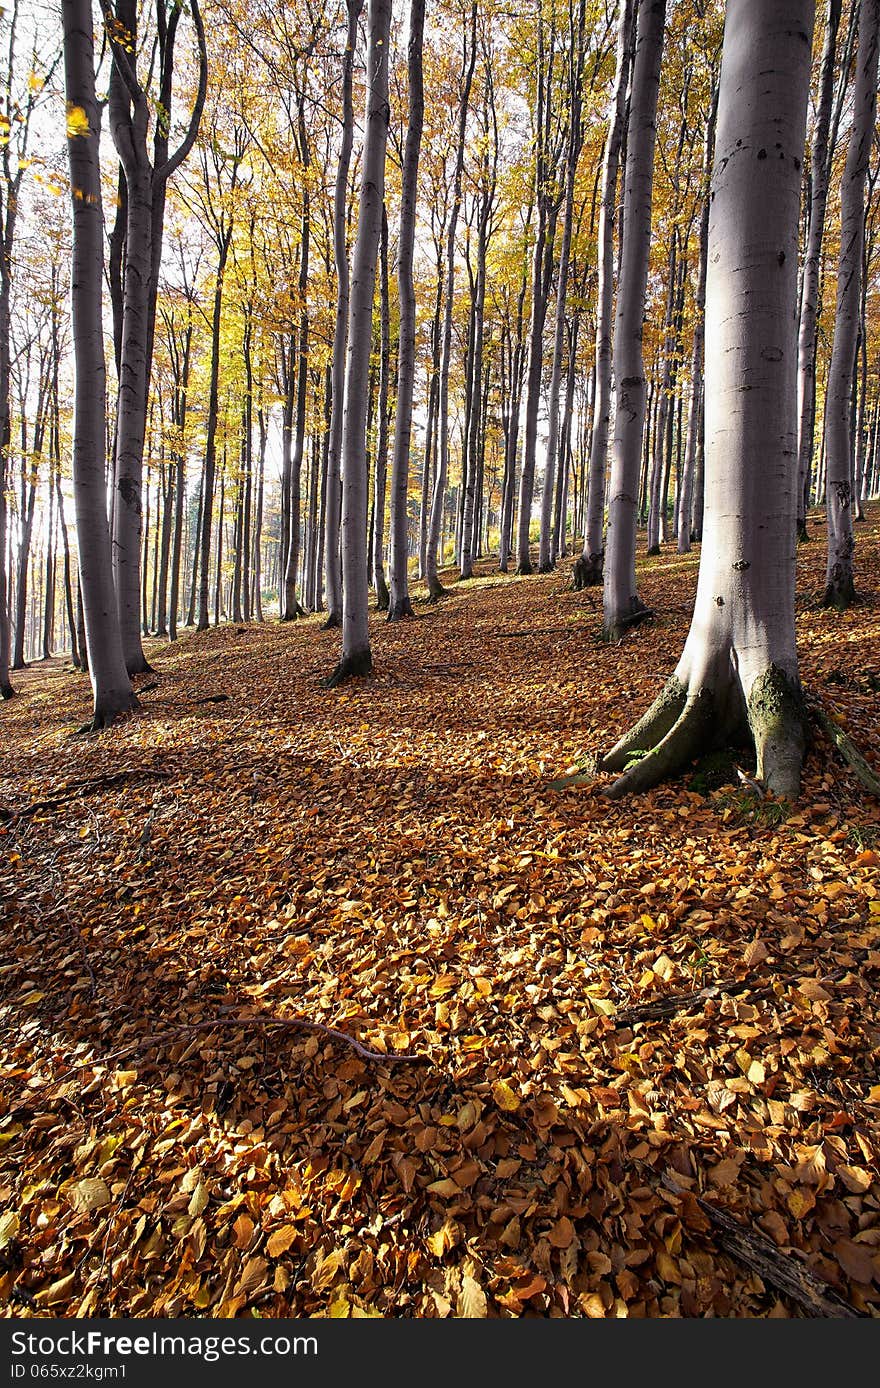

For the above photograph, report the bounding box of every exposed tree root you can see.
[572,553,603,590]
[80,1014,431,1069]
[386,597,415,623]
[126,656,154,677]
[321,650,373,688]
[810,699,880,798]
[427,578,447,601]
[517,558,534,576]
[1,682,15,700]
[537,560,555,574]
[375,575,390,611]
[279,602,308,622]
[0,765,172,824]
[602,598,654,643]
[74,694,141,736]
[321,611,342,630]
[822,579,858,610]
[595,664,805,801]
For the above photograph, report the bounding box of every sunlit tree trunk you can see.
[602,0,665,638]
[598,0,813,801]
[325,0,391,685]
[388,0,424,621]
[575,0,634,589]
[823,0,879,607]
[62,0,137,727]
[323,0,362,628]
[795,0,841,540]
[425,0,477,598]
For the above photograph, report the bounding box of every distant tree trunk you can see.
[323,0,362,628]
[796,0,841,541]
[823,0,879,607]
[388,0,424,621]
[575,0,634,589]
[62,0,137,727]
[498,256,530,572]
[281,100,311,621]
[602,0,665,640]
[646,230,677,554]
[539,0,585,572]
[372,206,391,610]
[425,0,477,599]
[553,318,579,559]
[598,0,813,801]
[197,232,231,631]
[254,405,266,622]
[678,82,717,552]
[325,0,391,685]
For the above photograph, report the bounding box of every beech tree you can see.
[62,0,138,728]
[387,0,425,622]
[325,0,392,684]
[597,0,814,800]
[601,0,666,638]
[822,0,879,607]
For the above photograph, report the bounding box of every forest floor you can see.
[2,507,880,1319]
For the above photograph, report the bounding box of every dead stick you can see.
[76,1015,430,1068]
[660,1172,864,1318]
[809,699,880,798]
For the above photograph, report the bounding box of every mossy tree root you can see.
[600,686,714,799]
[811,699,880,798]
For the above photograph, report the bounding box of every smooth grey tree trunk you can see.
[281,98,310,621]
[601,0,665,638]
[575,0,634,589]
[323,0,363,629]
[372,207,391,610]
[325,0,391,686]
[62,0,137,727]
[538,0,585,573]
[599,0,814,802]
[387,0,424,622]
[795,0,841,540]
[677,82,717,552]
[425,0,477,599]
[823,0,879,606]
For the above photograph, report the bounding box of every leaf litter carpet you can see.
[2,516,880,1318]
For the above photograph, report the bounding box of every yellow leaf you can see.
[187,1182,209,1218]
[0,1212,19,1248]
[66,104,90,139]
[69,1178,112,1213]
[492,1079,521,1112]
[456,1274,487,1318]
[266,1226,297,1258]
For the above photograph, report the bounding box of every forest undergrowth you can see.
[2,509,880,1319]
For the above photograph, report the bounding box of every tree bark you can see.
[387,0,424,621]
[601,0,665,638]
[325,0,391,685]
[822,0,879,607]
[62,0,137,727]
[795,0,841,541]
[575,0,634,589]
[425,0,477,599]
[599,0,813,802]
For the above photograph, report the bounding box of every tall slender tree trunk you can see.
[388,0,424,621]
[323,0,362,629]
[598,0,813,802]
[823,0,879,607]
[678,83,717,552]
[575,0,634,589]
[281,104,311,621]
[538,0,585,573]
[197,235,231,631]
[372,206,391,609]
[425,0,477,599]
[62,0,137,727]
[325,0,392,685]
[796,0,841,540]
[602,0,665,640]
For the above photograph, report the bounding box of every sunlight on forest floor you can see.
[2,509,880,1318]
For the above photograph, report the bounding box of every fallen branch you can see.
[0,768,172,824]
[810,700,880,798]
[77,1014,431,1069]
[189,693,230,705]
[661,1173,864,1318]
[610,976,762,1027]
